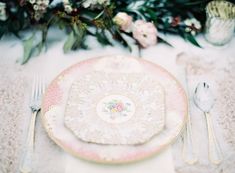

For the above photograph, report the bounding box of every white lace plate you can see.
[64,71,165,145]
[41,55,188,163]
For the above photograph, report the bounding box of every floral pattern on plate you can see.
[98,95,135,124]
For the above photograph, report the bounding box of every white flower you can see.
[184,18,201,36]
[64,4,73,13]
[34,13,41,21]
[82,0,110,8]
[82,0,92,8]
[30,0,50,20]
[132,20,158,48]
[33,4,39,10]
[63,0,73,13]
[184,18,201,29]
[44,0,50,4]
[0,2,7,21]
[113,12,133,33]
[29,0,36,4]
[29,0,49,5]
[127,0,145,11]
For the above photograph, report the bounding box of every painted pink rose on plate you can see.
[116,102,124,112]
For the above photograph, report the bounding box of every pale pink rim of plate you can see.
[40,55,188,164]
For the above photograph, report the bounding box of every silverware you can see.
[182,67,198,165]
[20,76,46,173]
[193,82,223,164]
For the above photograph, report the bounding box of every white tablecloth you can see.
[0,28,234,173]
[65,148,175,173]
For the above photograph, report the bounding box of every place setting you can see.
[0,0,234,173]
[18,53,229,173]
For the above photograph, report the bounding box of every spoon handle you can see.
[182,115,198,164]
[205,112,223,164]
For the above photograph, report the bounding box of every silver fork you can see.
[20,76,46,173]
[182,67,198,164]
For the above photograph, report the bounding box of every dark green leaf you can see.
[31,42,44,57]
[0,23,7,39]
[96,30,112,46]
[80,41,89,49]
[185,34,202,48]
[63,31,76,53]
[21,34,35,64]
[144,8,157,22]
[63,23,87,52]
[71,24,86,50]
[110,26,132,51]
[158,36,173,47]
[116,31,132,52]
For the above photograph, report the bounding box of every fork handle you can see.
[19,111,38,173]
[205,112,223,164]
[182,115,198,164]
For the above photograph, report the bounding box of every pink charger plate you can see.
[41,55,188,164]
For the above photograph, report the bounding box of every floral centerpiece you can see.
[1,0,232,64]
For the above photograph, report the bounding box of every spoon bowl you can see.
[194,82,215,113]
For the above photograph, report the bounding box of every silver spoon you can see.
[193,82,223,164]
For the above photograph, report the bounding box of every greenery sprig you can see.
[0,0,227,64]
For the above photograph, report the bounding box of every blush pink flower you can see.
[132,20,158,48]
[113,12,133,32]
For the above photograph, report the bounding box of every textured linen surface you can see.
[0,30,234,173]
